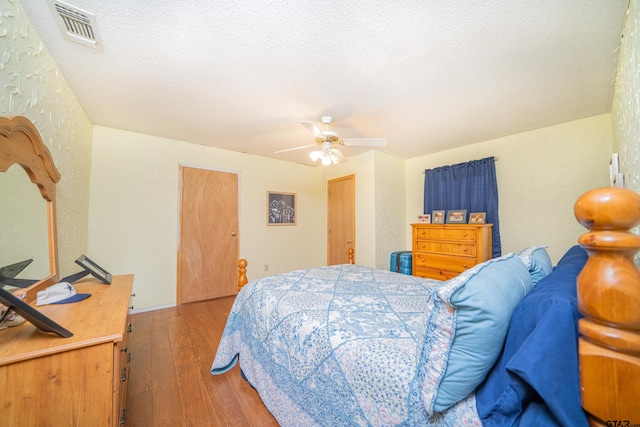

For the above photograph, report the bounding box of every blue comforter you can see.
[211,247,589,426]
[211,264,480,426]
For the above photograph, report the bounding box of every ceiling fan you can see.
[275,116,387,165]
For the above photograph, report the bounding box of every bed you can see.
[211,187,640,426]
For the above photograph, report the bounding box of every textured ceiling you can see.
[19,0,628,166]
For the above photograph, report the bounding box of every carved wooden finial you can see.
[574,187,640,326]
[574,187,640,424]
[347,248,355,264]
[237,259,248,291]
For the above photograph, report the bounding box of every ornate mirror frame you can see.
[0,116,61,302]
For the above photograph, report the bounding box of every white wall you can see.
[612,0,640,194]
[405,114,613,263]
[0,1,93,277]
[88,126,326,309]
[373,151,407,269]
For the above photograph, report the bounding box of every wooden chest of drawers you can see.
[411,223,493,280]
[0,275,134,426]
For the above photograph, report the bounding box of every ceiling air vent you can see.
[47,0,103,50]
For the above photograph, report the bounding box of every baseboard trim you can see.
[130,302,176,314]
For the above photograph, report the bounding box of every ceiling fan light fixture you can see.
[309,141,337,166]
[292,116,383,165]
[309,150,323,162]
[329,151,341,164]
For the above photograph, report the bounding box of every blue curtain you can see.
[423,157,501,257]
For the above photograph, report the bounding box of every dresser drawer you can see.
[414,226,477,242]
[414,266,458,281]
[415,239,477,257]
[414,253,478,272]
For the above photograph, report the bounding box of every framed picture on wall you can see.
[432,210,445,224]
[267,191,297,225]
[446,209,467,224]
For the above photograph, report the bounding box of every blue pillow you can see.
[518,246,553,285]
[476,245,589,427]
[432,253,534,412]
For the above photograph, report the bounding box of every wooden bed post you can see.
[574,187,640,426]
[237,259,248,292]
[347,248,355,264]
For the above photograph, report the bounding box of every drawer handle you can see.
[463,264,468,268]
[463,232,468,237]
[120,407,127,425]
[463,247,468,252]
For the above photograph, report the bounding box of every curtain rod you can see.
[422,157,498,173]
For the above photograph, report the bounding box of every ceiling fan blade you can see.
[274,144,315,154]
[330,148,348,164]
[342,138,388,147]
[300,121,324,138]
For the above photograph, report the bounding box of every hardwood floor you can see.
[125,296,279,426]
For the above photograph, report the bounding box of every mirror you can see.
[0,164,50,284]
[0,116,60,303]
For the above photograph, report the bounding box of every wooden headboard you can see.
[574,187,640,426]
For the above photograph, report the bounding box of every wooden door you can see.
[178,166,238,304]
[327,174,355,265]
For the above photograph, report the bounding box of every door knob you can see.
[231,232,237,236]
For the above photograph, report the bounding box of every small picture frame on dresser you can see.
[469,212,486,224]
[418,214,431,223]
[432,210,445,224]
[446,209,467,224]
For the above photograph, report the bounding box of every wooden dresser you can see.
[411,224,493,280]
[0,274,134,426]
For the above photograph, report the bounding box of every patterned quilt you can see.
[211,264,482,426]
